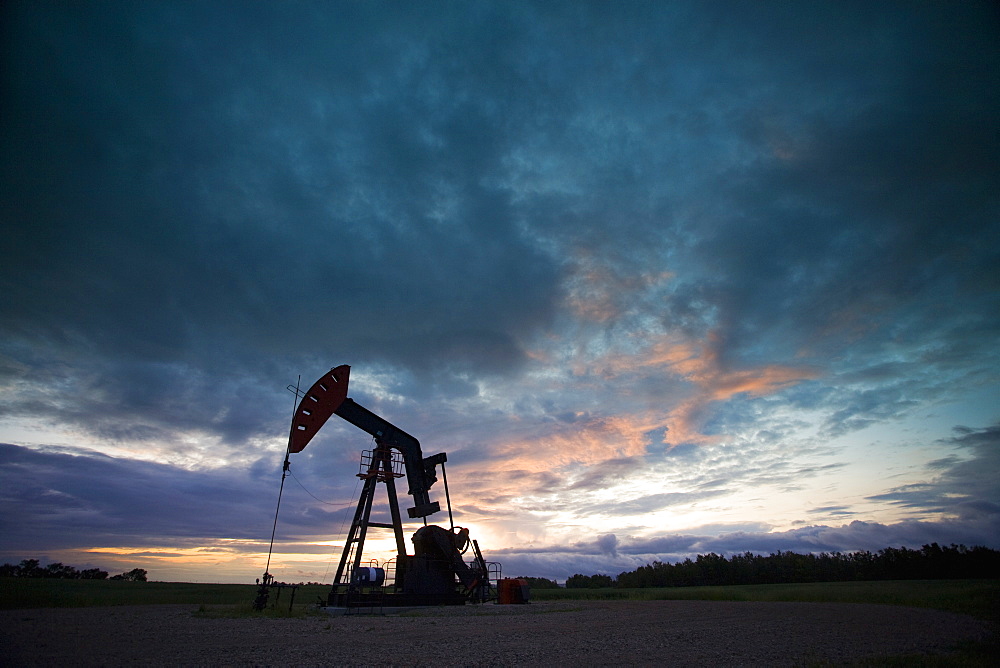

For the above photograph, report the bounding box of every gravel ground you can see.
[1,600,994,666]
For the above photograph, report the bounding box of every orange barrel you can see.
[498,578,530,604]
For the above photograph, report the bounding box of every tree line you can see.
[1,558,148,582]
[565,543,1000,588]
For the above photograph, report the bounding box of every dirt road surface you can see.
[2,600,994,666]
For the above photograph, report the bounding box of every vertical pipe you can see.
[441,461,455,531]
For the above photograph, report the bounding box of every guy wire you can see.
[263,374,300,578]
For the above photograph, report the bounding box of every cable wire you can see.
[262,375,301,580]
[263,451,289,579]
[288,468,357,509]
[322,476,361,583]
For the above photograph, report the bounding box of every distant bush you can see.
[514,576,560,589]
[109,568,148,582]
[1,559,112,580]
[566,573,614,588]
[606,543,1000,588]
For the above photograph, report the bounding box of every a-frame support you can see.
[328,440,409,607]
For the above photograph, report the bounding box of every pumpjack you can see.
[277,365,496,608]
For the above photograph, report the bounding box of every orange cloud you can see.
[513,329,820,467]
[495,412,656,472]
[653,333,820,445]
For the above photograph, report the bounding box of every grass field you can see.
[0,579,330,611]
[533,579,1000,623]
[2,578,998,623]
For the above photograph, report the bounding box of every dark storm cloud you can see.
[619,5,1000,411]
[3,0,998,443]
[0,442,348,556]
[0,0,559,365]
[0,1,560,444]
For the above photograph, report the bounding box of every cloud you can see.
[578,491,728,517]
[489,426,1000,578]
[1,2,563,453]
[4,424,999,584]
[865,424,1000,518]
[491,515,1000,581]
[0,442,351,557]
[595,533,618,557]
[0,2,998,583]
[3,1,996,454]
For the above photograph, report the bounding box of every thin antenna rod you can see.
[263,374,300,578]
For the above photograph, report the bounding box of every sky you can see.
[1,1,998,584]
